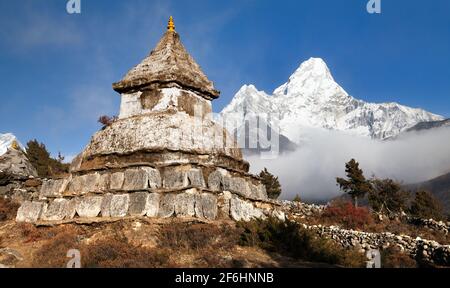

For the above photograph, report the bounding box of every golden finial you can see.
[167,16,175,32]
[11,140,20,150]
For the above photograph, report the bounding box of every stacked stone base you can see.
[16,164,283,224]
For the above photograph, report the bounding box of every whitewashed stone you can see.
[83,173,101,193]
[66,198,77,219]
[158,194,176,218]
[41,199,69,221]
[123,169,148,191]
[67,175,84,194]
[40,179,68,198]
[76,196,102,218]
[110,172,125,190]
[16,201,46,223]
[141,167,161,188]
[129,192,149,216]
[101,193,113,217]
[110,194,130,217]
[146,193,161,217]
[95,173,110,192]
[195,193,217,220]
[175,193,195,217]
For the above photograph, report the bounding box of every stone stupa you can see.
[16,17,283,224]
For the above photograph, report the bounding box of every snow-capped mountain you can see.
[0,133,23,157]
[219,58,444,144]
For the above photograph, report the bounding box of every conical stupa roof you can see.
[113,19,219,99]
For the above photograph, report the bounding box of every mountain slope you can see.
[219,58,443,144]
[406,172,450,214]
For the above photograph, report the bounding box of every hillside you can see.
[407,172,450,214]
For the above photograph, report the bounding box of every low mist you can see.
[246,127,450,203]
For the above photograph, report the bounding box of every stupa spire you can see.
[167,16,175,32]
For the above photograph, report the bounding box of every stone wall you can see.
[15,164,284,224]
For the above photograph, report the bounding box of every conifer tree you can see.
[368,178,408,215]
[336,159,372,207]
[25,139,69,178]
[259,167,282,199]
[409,190,445,220]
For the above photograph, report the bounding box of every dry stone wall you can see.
[16,164,284,224]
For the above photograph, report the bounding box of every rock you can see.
[217,191,232,218]
[100,193,114,217]
[76,196,102,218]
[128,192,149,216]
[66,198,77,219]
[158,194,176,218]
[24,178,42,188]
[250,183,267,200]
[41,198,70,221]
[110,194,130,217]
[16,201,46,223]
[67,175,85,194]
[224,177,250,198]
[230,196,264,221]
[0,148,38,179]
[110,172,125,190]
[123,168,149,191]
[187,169,205,187]
[195,193,217,220]
[207,170,223,191]
[146,193,161,217]
[141,167,161,189]
[163,170,187,189]
[95,173,110,192]
[175,192,196,217]
[40,179,69,198]
[83,173,101,193]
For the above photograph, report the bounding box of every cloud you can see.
[246,127,450,202]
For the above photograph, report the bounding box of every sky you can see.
[0,0,449,159]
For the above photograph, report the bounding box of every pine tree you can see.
[336,159,372,207]
[368,178,408,215]
[259,167,282,199]
[409,190,445,220]
[25,139,70,178]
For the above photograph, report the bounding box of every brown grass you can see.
[0,198,20,222]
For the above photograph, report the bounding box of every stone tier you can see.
[16,165,282,223]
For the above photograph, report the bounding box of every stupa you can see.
[16,17,283,224]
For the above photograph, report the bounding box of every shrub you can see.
[98,115,118,127]
[82,238,171,268]
[238,217,365,267]
[0,198,20,221]
[321,200,373,230]
[381,246,417,268]
[409,191,445,221]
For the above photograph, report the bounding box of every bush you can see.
[0,198,20,221]
[368,178,409,215]
[381,246,417,268]
[98,115,118,127]
[238,217,365,267]
[25,139,69,178]
[321,200,374,230]
[82,238,171,268]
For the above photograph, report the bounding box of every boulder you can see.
[128,192,149,216]
[195,193,217,220]
[110,194,130,217]
[76,196,102,218]
[16,201,46,223]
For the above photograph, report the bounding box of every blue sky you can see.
[0,0,449,159]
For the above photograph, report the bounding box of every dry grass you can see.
[0,198,20,222]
